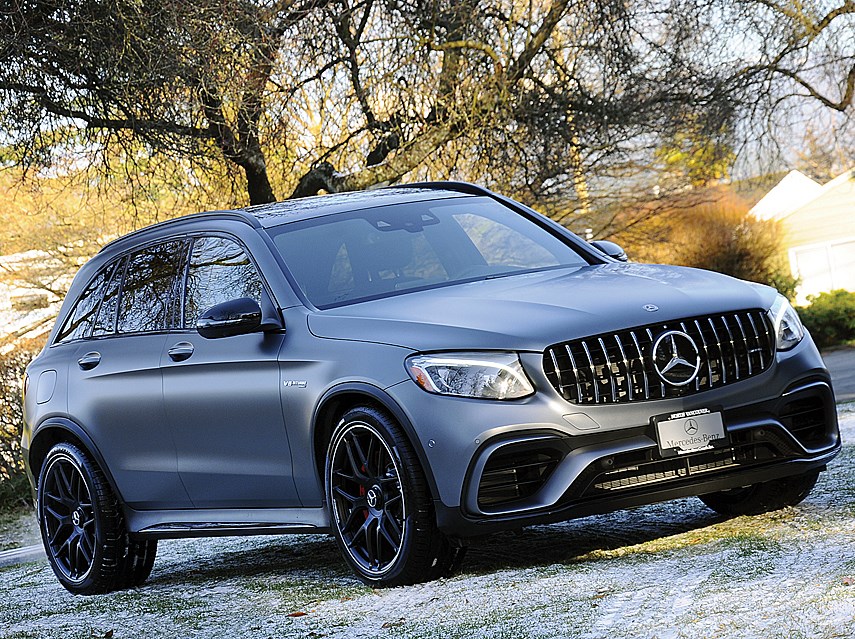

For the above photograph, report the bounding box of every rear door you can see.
[66,242,192,510]
[161,234,299,508]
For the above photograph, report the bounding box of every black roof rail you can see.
[98,210,261,253]
[395,181,495,197]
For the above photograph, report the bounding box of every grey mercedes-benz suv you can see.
[22,182,840,594]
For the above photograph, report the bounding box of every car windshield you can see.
[270,196,591,308]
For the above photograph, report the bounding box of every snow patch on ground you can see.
[3,406,855,638]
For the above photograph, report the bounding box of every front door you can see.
[161,235,299,508]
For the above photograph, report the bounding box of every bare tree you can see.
[0,0,852,216]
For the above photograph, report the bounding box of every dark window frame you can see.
[53,260,119,345]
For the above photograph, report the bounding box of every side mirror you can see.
[590,240,628,262]
[196,297,263,339]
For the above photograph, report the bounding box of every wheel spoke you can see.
[49,521,71,547]
[78,533,93,565]
[347,513,372,548]
[364,517,379,567]
[333,485,360,505]
[365,436,376,476]
[343,439,368,481]
[378,517,400,553]
[383,508,403,539]
[44,490,64,505]
[349,433,369,470]
[341,506,366,534]
[57,464,74,500]
[43,503,68,526]
[334,469,358,483]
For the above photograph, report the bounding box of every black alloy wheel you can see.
[325,406,463,586]
[37,442,157,595]
[40,453,97,583]
[328,421,407,576]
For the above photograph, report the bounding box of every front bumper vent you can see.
[477,447,564,509]
[780,396,828,448]
[543,309,775,405]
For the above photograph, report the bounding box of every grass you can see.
[0,505,38,551]
[1,409,854,638]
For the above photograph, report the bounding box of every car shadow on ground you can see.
[146,497,725,588]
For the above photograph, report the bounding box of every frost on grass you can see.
[2,407,855,639]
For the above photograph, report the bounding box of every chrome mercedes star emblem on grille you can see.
[652,330,701,386]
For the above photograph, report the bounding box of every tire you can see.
[37,442,156,594]
[699,470,820,516]
[118,538,158,589]
[325,405,462,586]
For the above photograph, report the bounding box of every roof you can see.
[99,183,483,253]
[242,186,474,228]
[748,170,822,221]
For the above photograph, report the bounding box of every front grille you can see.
[543,310,775,405]
[478,447,564,509]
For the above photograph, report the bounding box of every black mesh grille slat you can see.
[544,309,775,405]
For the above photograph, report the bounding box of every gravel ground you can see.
[3,405,854,639]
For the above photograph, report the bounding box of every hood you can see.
[307,263,778,351]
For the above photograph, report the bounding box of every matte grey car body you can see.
[22,182,841,593]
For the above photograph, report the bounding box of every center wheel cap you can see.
[72,510,82,527]
[366,486,382,510]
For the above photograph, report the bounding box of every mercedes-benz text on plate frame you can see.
[655,408,726,456]
[21,181,841,594]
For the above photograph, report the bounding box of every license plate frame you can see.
[652,407,728,457]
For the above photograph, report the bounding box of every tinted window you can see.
[183,237,263,328]
[92,257,126,337]
[117,241,185,333]
[271,197,589,308]
[55,262,116,343]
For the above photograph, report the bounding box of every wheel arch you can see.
[29,417,125,504]
[312,383,440,502]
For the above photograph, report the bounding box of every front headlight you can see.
[406,352,535,400]
[768,294,805,351]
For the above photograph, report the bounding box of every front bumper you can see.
[386,335,841,537]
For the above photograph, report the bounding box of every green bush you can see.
[0,337,45,512]
[797,290,855,349]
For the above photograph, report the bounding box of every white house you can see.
[749,168,855,304]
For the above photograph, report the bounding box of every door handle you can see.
[77,352,101,371]
[167,341,195,362]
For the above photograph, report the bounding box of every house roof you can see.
[748,170,822,221]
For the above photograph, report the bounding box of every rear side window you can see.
[55,262,117,343]
[117,241,185,334]
[183,236,262,328]
[92,257,126,337]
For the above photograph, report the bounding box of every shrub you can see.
[617,188,798,299]
[797,290,855,350]
[0,336,46,512]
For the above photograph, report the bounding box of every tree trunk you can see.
[244,162,276,205]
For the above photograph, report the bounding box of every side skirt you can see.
[127,507,330,539]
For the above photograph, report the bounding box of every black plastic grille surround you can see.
[543,309,776,405]
[779,395,828,449]
[477,447,564,509]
